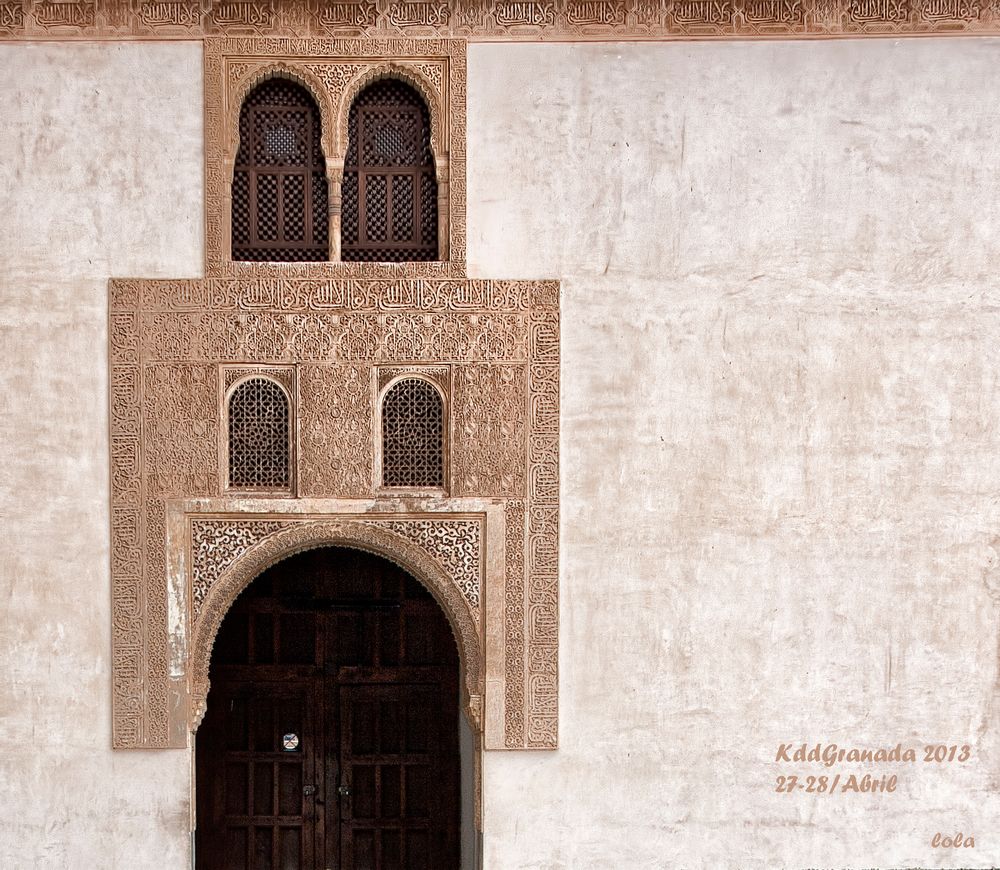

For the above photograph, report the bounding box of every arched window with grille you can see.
[342,79,438,262]
[232,77,329,262]
[381,378,445,489]
[227,377,291,491]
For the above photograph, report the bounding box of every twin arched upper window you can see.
[232,75,438,263]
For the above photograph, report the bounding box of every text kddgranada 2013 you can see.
[775,742,971,766]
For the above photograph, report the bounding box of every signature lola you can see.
[931,831,975,848]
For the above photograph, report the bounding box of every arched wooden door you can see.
[196,547,461,870]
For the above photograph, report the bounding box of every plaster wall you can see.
[0,42,203,868]
[468,41,1000,869]
[1,36,1000,870]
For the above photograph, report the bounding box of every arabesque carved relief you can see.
[0,0,996,40]
[190,515,482,619]
[110,277,559,751]
[187,515,486,731]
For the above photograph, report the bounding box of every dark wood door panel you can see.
[339,682,459,870]
[197,683,317,870]
[197,547,460,870]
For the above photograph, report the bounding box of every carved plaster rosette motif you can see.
[204,38,466,276]
[0,0,993,40]
[109,277,559,750]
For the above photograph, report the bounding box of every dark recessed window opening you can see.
[228,377,291,490]
[232,78,329,262]
[342,79,438,262]
[382,378,444,488]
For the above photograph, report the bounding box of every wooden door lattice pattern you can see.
[196,547,460,870]
[233,77,329,262]
[342,79,438,262]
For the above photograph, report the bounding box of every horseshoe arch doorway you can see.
[194,546,468,869]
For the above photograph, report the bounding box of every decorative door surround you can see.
[177,499,500,743]
[110,36,558,759]
[109,276,560,751]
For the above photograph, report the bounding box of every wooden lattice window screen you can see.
[342,79,438,262]
[382,378,445,488]
[228,378,291,490]
[232,78,329,262]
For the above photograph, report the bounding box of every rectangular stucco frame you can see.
[109,277,559,751]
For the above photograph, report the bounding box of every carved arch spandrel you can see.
[190,520,484,734]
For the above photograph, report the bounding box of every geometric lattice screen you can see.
[342,79,438,262]
[381,377,445,487]
[227,377,291,489]
[232,77,329,262]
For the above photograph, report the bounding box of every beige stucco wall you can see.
[2,36,1000,869]
[469,40,1000,869]
[0,42,203,868]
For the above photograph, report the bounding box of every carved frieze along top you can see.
[0,0,995,40]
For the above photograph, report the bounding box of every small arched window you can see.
[342,79,438,262]
[228,377,291,491]
[381,378,445,488]
[232,78,329,262]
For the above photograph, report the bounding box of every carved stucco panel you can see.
[453,364,527,498]
[298,363,373,497]
[190,515,482,619]
[109,277,559,751]
[0,0,995,40]
[135,310,531,363]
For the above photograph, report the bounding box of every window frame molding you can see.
[207,38,464,277]
[220,365,298,497]
[375,368,451,497]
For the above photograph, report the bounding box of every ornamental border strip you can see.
[0,0,995,42]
